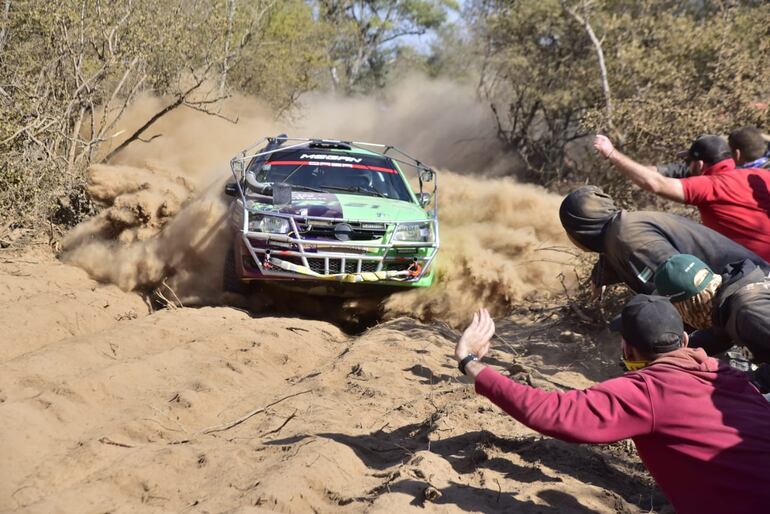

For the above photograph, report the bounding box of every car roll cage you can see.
[229,136,440,282]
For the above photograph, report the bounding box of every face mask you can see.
[620,339,649,371]
[622,359,650,371]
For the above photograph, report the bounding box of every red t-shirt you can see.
[680,159,770,261]
[475,348,770,514]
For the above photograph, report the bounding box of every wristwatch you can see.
[458,353,479,375]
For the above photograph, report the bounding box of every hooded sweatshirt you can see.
[559,186,619,252]
[475,348,770,514]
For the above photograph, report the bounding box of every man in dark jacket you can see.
[559,186,769,295]
[455,298,770,514]
[654,254,770,390]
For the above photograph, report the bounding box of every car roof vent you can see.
[308,139,352,150]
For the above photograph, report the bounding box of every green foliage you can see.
[0,0,331,229]
[316,0,458,92]
[473,0,601,182]
[231,0,330,114]
[0,0,457,231]
[474,0,770,199]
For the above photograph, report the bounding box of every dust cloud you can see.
[61,76,574,322]
[384,173,572,324]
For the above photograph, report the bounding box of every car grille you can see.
[277,256,380,275]
[306,258,380,274]
[299,222,385,241]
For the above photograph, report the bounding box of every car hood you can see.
[248,191,429,222]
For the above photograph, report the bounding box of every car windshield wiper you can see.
[321,185,387,198]
[283,184,326,193]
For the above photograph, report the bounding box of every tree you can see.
[473,0,600,183]
[471,0,770,193]
[316,0,458,93]
[230,0,331,116]
[0,0,329,229]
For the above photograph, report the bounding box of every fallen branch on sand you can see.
[201,390,312,434]
[98,437,134,448]
[260,410,297,437]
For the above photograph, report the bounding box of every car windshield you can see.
[248,149,414,202]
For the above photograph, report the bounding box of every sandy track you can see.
[0,250,149,362]
[0,253,666,513]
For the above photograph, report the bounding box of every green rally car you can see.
[224,135,439,297]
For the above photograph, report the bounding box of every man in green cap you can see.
[654,254,770,392]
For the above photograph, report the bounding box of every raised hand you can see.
[455,308,496,362]
[593,134,615,159]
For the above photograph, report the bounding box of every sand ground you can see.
[0,248,670,513]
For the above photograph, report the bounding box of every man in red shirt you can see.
[594,134,770,261]
[455,299,770,514]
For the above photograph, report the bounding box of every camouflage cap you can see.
[654,254,714,303]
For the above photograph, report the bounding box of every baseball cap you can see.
[654,254,714,303]
[675,135,732,164]
[613,294,684,354]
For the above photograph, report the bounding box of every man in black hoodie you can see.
[654,254,770,392]
[559,186,770,295]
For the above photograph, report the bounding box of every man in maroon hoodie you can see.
[455,297,770,514]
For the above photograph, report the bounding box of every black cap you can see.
[612,294,684,355]
[678,135,732,165]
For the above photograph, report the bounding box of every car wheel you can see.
[223,246,251,295]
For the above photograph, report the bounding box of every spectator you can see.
[657,126,770,177]
[594,133,770,261]
[728,126,770,170]
[455,299,770,514]
[654,253,770,392]
[558,186,769,295]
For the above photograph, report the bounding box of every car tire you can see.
[223,246,251,295]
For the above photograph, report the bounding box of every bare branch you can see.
[0,0,11,54]
[96,72,147,144]
[562,0,616,137]
[201,390,312,434]
[220,0,237,95]
[183,101,239,123]
[66,105,86,173]
[137,134,162,143]
[101,74,208,163]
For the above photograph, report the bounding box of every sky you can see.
[399,0,466,53]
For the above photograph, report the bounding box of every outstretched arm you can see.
[475,368,654,443]
[594,135,686,203]
[657,161,691,179]
[454,309,654,444]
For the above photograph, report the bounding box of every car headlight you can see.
[393,222,434,242]
[248,214,290,234]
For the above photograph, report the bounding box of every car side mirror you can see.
[224,182,239,197]
[272,183,292,205]
[419,169,434,183]
[231,157,244,174]
[418,192,432,207]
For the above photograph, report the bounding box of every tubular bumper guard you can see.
[239,213,439,283]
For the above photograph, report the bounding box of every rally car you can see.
[223,135,439,296]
